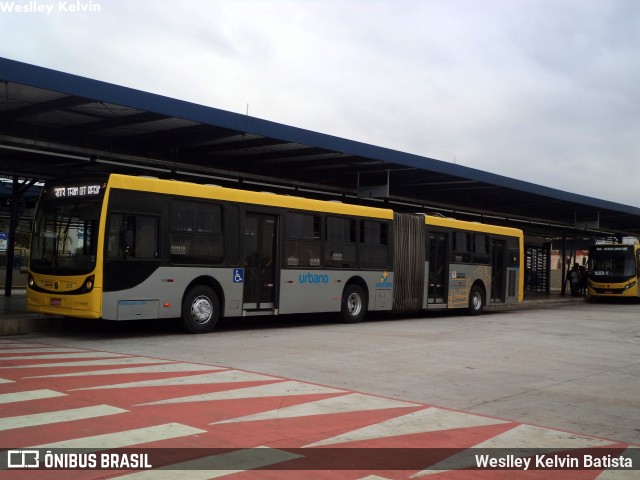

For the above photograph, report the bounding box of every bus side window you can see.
[473,234,490,264]
[170,200,224,265]
[107,213,123,259]
[325,216,356,268]
[285,212,321,267]
[359,220,389,269]
[225,205,241,266]
[107,213,158,259]
[452,231,471,263]
[135,216,158,258]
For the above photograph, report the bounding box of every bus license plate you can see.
[49,298,62,306]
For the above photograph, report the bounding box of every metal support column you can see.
[560,233,567,296]
[4,176,35,297]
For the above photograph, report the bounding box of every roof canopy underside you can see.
[1,58,639,238]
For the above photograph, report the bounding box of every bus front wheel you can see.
[467,284,485,315]
[182,285,220,333]
[341,284,367,323]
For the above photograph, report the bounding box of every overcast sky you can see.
[1,0,639,206]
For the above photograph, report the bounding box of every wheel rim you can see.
[191,295,213,324]
[472,291,482,310]
[347,292,362,317]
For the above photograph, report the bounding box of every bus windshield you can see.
[589,246,636,282]
[30,196,103,275]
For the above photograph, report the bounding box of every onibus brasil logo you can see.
[6,449,152,470]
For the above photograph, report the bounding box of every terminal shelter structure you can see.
[1,57,640,296]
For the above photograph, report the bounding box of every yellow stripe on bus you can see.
[425,215,523,238]
[108,174,394,220]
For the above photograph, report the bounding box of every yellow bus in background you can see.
[587,243,640,299]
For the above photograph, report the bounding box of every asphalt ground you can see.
[0,292,636,439]
[0,293,638,479]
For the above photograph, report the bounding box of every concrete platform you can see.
[0,290,68,336]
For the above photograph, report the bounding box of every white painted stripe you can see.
[411,424,615,477]
[29,362,224,378]
[0,404,128,431]
[115,447,302,479]
[0,378,13,384]
[596,446,639,479]
[0,352,129,362]
[140,380,343,406]
[11,357,169,370]
[33,422,207,450]
[0,347,90,354]
[215,392,419,424]
[306,407,509,447]
[466,423,615,449]
[75,370,278,391]
[0,389,66,404]
[596,471,639,480]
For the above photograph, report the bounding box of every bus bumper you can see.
[587,281,638,298]
[27,289,102,319]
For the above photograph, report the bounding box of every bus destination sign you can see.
[593,246,629,252]
[51,184,103,199]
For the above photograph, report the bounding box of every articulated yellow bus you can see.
[27,174,523,332]
[587,243,640,299]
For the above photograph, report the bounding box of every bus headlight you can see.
[81,275,95,293]
[624,281,636,290]
[28,275,35,289]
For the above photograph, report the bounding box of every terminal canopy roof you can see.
[1,57,639,238]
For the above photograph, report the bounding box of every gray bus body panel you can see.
[102,267,242,320]
[446,264,491,309]
[421,263,520,310]
[278,269,394,314]
[101,267,392,320]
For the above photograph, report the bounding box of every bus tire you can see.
[467,284,485,315]
[341,284,367,323]
[182,285,220,333]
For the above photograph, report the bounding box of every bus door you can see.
[427,232,448,305]
[243,213,277,311]
[491,239,506,302]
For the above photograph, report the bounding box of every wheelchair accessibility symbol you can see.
[233,269,244,283]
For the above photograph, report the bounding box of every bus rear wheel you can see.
[341,284,367,323]
[182,285,220,333]
[467,284,485,315]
